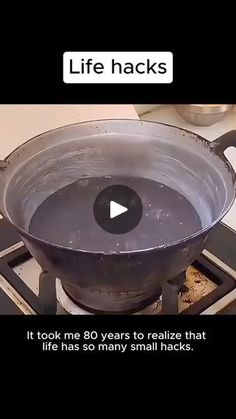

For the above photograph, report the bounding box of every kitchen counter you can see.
[141,106,236,231]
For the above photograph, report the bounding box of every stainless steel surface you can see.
[176,105,233,126]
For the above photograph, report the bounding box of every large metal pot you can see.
[0,120,235,313]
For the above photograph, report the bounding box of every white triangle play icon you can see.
[110,201,128,219]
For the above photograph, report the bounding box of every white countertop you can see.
[141,106,236,231]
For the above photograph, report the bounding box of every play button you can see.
[110,201,128,219]
[93,184,143,234]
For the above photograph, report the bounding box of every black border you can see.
[0,46,235,103]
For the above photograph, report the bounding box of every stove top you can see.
[0,218,236,315]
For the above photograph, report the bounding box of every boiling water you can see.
[29,176,202,252]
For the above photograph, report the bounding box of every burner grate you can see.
[0,245,44,314]
[0,243,235,314]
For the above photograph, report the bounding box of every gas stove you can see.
[0,217,236,315]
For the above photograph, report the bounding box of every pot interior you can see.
[0,120,235,252]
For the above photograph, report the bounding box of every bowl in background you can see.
[175,105,233,126]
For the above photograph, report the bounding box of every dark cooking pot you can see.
[0,120,235,313]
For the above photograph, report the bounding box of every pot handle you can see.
[211,130,236,154]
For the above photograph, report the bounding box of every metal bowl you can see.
[175,105,233,126]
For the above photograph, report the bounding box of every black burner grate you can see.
[0,244,235,314]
